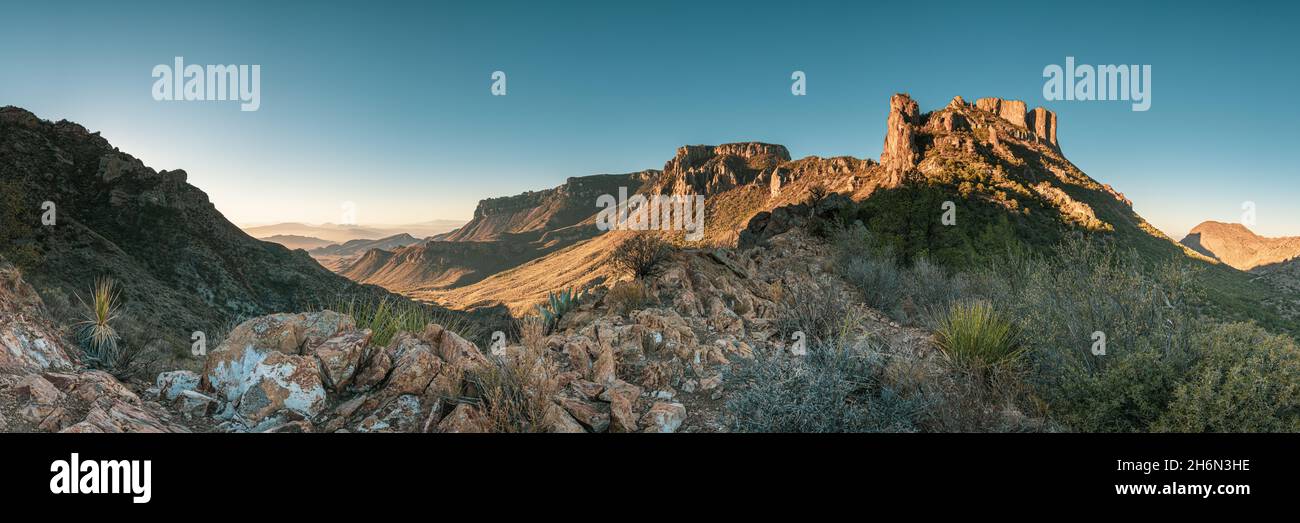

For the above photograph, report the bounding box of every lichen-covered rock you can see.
[203,338,327,430]
[155,370,200,401]
[0,263,74,372]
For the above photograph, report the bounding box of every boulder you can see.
[541,404,586,433]
[640,402,687,433]
[310,329,372,391]
[155,370,200,401]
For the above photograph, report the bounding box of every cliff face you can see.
[653,142,791,196]
[439,172,656,242]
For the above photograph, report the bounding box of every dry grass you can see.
[605,280,653,315]
[469,322,561,433]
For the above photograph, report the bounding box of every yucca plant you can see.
[537,287,585,334]
[934,300,1021,372]
[75,277,122,367]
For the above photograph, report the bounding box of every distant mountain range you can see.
[244,220,464,245]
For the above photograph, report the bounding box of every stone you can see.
[640,402,686,433]
[173,389,217,419]
[541,404,586,433]
[14,374,65,423]
[437,404,489,433]
[608,395,638,433]
[557,395,610,432]
[233,351,327,427]
[382,334,442,397]
[155,370,200,401]
[591,344,617,384]
[569,379,605,401]
[310,329,372,391]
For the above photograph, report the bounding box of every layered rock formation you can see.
[437,172,655,242]
[654,142,791,196]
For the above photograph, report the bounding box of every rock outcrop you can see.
[0,259,187,433]
[656,143,792,196]
[880,93,921,177]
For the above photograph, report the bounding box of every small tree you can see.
[609,234,674,280]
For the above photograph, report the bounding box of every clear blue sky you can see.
[2,0,1296,238]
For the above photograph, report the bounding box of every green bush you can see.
[775,280,858,346]
[965,238,1203,432]
[725,342,929,433]
[1154,323,1300,432]
[934,301,1021,372]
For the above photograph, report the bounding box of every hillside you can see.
[1181,221,1300,271]
[0,106,486,373]
[338,172,655,292]
[410,95,1297,336]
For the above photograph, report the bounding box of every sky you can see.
[1,0,1296,238]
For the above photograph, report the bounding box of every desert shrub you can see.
[321,295,480,346]
[537,287,585,334]
[900,256,963,326]
[605,280,653,315]
[516,315,546,353]
[831,223,903,313]
[1153,323,1300,432]
[775,280,859,345]
[934,301,1021,372]
[963,238,1204,432]
[467,338,560,433]
[609,234,675,280]
[725,342,929,432]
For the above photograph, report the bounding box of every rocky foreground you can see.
[1,226,936,433]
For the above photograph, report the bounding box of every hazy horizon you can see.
[3,0,1297,239]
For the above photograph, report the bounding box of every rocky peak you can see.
[659,142,791,195]
[880,93,921,177]
[972,97,1058,148]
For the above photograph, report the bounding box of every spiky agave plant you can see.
[538,287,585,334]
[75,277,122,367]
